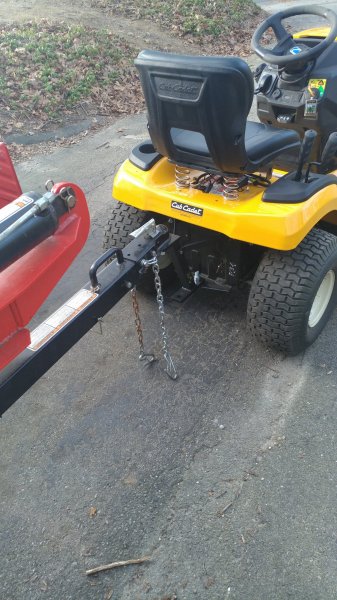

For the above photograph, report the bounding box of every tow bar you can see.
[0,220,179,416]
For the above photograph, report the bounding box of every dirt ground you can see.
[0,0,202,52]
[0,0,207,161]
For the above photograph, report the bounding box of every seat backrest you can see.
[135,50,254,173]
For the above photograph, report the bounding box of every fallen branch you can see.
[86,556,151,576]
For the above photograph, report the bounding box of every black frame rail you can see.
[0,225,178,416]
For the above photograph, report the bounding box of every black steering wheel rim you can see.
[251,5,337,67]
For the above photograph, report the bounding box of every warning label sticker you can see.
[0,195,34,224]
[28,289,98,351]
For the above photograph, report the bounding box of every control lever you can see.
[254,72,274,95]
[320,132,337,171]
[304,132,337,181]
[294,129,317,182]
[254,62,267,82]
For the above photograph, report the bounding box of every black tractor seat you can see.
[171,123,299,167]
[135,50,301,175]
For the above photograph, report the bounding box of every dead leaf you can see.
[203,576,215,589]
[122,474,137,486]
[89,506,97,517]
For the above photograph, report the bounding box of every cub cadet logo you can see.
[171,201,203,217]
[290,46,302,55]
[158,81,199,96]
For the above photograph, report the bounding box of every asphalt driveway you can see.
[2,6,337,600]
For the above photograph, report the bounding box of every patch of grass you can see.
[0,20,138,123]
[94,0,262,38]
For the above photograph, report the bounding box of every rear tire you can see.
[103,200,175,293]
[247,228,337,354]
[103,201,149,250]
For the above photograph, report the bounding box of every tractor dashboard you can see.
[255,31,337,168]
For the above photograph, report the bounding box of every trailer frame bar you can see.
[0,225,179,416]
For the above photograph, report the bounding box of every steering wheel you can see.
[251,5,337,67]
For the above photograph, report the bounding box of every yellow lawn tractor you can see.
[105,4,337,355]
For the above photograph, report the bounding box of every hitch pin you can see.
[130,218,157,239]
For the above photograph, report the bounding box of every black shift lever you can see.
[303,131,337,181]
[320,132,337,172]
[294,130,317,181]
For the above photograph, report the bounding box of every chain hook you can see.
[152,253,178,380]
[163,349,178,380]
[130,256,178,379]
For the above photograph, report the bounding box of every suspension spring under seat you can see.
[222,175,240,200]
[175,165,191,189]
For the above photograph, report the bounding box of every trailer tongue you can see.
[0,145,179,416]
[0,219,178,416]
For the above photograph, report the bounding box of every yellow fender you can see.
[113,157,337,251]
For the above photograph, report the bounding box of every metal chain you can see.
[130,287,155,365]
[152,254,178,380]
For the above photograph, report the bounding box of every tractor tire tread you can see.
[103,201,147,250]
[247,228,337,353]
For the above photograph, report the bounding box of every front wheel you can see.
[247,228,337,354]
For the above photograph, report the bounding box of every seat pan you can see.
[245,122,299,162]
[171,122,300,169]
